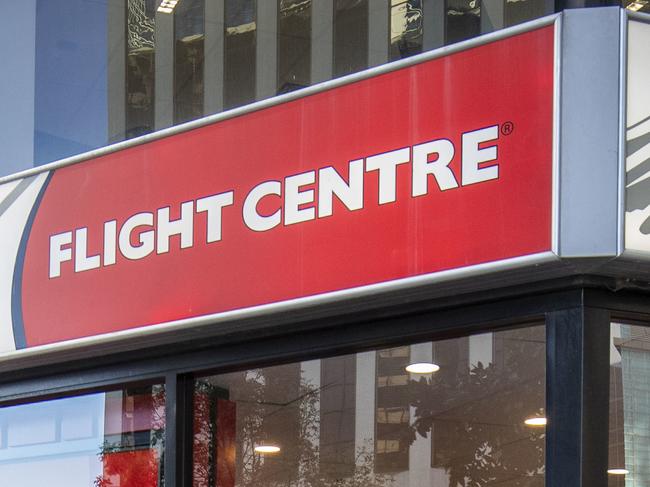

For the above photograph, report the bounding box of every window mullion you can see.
[165,372,194,487]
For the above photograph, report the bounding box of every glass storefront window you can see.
[623,0,650,13]
[446,0,481,44]
[504,0,549,27]
[174,0,205,125]
[0,383,165,487]
[126,0,156,139]
[609,323,650,485]
[334,0,369,78]
[1,0,558,177]
[224,0,257,110]
[193,325,545,486]
[390,0,423,61]
[278,0,312,94]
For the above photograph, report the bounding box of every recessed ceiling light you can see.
[405,362,440,374]
[524,416,547,427]
[254,444,281,454]
[607,468,629,475]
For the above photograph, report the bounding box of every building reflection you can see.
[609,324,650,487]
[194,326,545,487]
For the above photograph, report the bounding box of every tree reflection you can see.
[95,385,166,487]
[195,369,392,487]
[194,328,545,487]
[407,330,545,486]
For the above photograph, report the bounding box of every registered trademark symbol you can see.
[501,122,514,136]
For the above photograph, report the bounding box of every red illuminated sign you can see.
[9,25,555,348]
[47,124,502,279]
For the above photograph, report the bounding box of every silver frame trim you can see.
[0,15,563,363]
[0,251,559,363]
[552,14,562,255]
[619,9,650,261]
[619,8,628,257]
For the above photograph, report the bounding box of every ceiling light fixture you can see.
[524,416,547,427]
[254,444,281,454]
[607,468,629,475]
[405,362,440,374]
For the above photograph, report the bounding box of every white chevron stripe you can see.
[0,172,49,353]
[627,117,650,141]
[0,179,20,206]
[625,20,650,253]
[626,137,650,175]
[627,22,650,132]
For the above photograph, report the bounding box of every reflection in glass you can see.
[126,0,156,139]
[390,0,423,61]
[609,323,650,486]
[334,0,369,78]
[193,325,545,486]
[0,384,165,487]
[278,0,312,95]
[376,346,410,472]
[320,355,356,479]
[624,0,650,13]
[504,0,548,28]
[174,0,205,124]
[445,0,480,45]
[224,0,257,110]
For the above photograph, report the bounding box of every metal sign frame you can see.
[0,14,562,363]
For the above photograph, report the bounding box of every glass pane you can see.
[278,0,312,94]
[33,1,111,167]
[624,0,650,13]
[445,0,480,45]
[334,0,369,78]
[609,323,650,485]
[390,0,423,61]
[193,325,545,486]
[174,0,205,124]
[126,0,156,139]
[376,345,410,472]
[0,384,165,487]
[224,0,257,110]
[319,355,356,479]
[505,0,548,28]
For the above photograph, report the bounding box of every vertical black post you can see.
[165,373,194,487]
[546,306,610,487]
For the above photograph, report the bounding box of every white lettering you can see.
[365,148,410,204]
[285,171,316,225]
[103,220,117,266]
[412,139,458,196]
[196,191,234,243]
[46,122,503,278]
[462,125,499,186]
[318,160,364,218]
[119,213,155,260]
[49,232,72,278]
[243,181,282,232]
[157,201,194,254]
[74,227,101,273]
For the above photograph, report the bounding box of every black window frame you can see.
[0,276,636,486]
